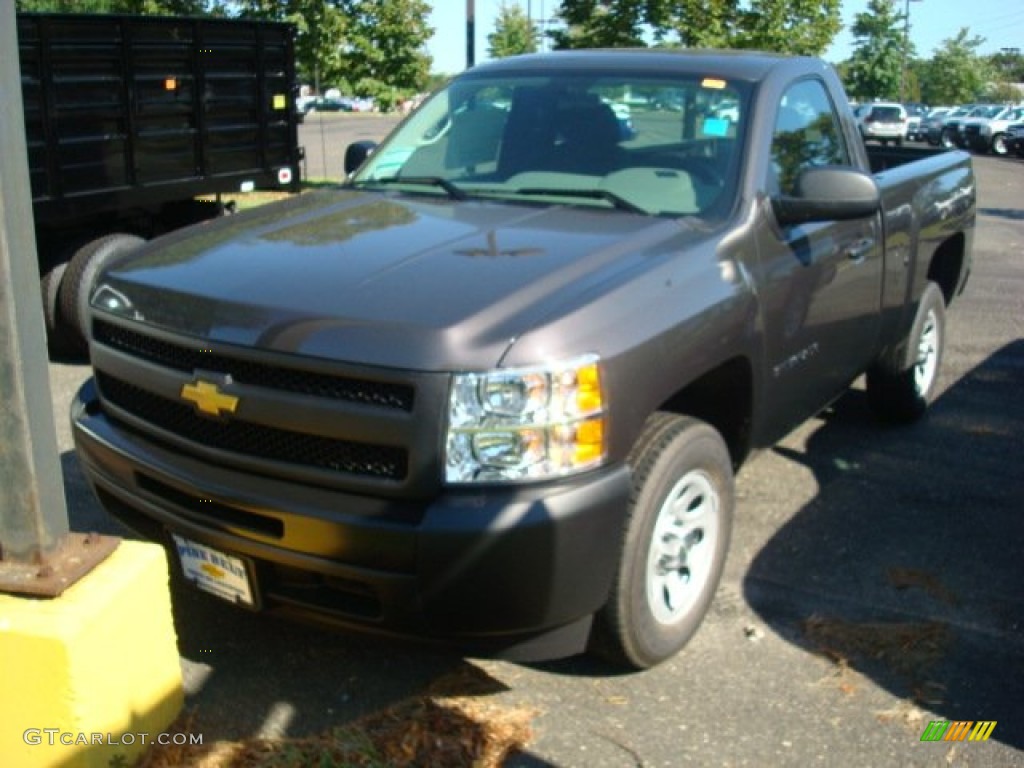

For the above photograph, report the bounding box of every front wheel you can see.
[867,281,946,423]
[593,413,734,669]
[991,133,1008,156]
[940,128,956,149]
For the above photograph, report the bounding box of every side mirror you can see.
[344,140,378,176]
[772,166,880,227]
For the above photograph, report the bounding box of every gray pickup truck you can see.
[71,50,975,669]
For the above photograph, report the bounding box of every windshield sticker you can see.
[702,117,729,137]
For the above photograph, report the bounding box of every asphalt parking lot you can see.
[45,121,1024,766]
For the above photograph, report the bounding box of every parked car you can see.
[903,103,929,141]
[920,107,952,145]
[961,105,1024,156]
[1007,122,1024,157]
[854,101,908,145]
[941,105,998,149]
[305,96,353,113]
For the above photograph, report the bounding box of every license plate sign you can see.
[172,535,254,607]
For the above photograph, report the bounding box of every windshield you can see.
[351,71,749,219]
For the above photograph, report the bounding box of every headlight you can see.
[445,355,606,483]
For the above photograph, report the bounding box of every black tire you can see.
[58,233,144,352]
[991,133,1008,157]
[594,413,734,669]
[895,137,903,147]
[940,128,956,149]
[40,262,81,360]
[867,281,946,424]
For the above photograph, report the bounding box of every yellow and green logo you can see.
[920,721,997,742]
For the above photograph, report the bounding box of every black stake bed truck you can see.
[18,12,302,354]
[71,50,974,668]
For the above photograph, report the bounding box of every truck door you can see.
[754,78,883,438]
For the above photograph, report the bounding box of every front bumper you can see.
[71,378,631,660]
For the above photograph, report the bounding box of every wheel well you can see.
[657,357,753,469]
[927,233,966,306]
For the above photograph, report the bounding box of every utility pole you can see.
[466,0,475,68]
[899,0,922,102]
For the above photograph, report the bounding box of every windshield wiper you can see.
[355,175,467,200]
[513,187,647,214]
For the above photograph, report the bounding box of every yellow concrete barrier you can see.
[1,540,183,768]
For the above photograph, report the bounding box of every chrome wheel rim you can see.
[914,308,940,395]
[646,470,720,625]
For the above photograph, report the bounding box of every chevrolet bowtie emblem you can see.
[181,379,239,418]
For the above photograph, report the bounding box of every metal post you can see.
[0,0,68,560]
[0,0,118,595]
[466,0,475,69]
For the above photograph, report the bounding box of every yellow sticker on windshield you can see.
[702,78,727,90]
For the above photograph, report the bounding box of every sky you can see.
[426,0,1024,75]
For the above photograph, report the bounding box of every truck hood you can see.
[97,188,693,370]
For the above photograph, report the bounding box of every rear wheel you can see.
[867,281,946,423]
[593,413,734,669]
[991,133,1009,156]
[59,233,145,353]
[940,128,956,149]
[40,262,79,359]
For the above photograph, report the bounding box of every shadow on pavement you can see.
[977,207,1024,221]
[743,340,1024,750]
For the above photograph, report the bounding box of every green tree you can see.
[843,0,907,101]
[920,28,990,105]
[986,50,1024,81]
[735,0,841,56]
[549,0,649,49]
[235,1,349,93]
[488,1,539,59]
[17,0,227,12]
[339,0,432,110]
[551,0,840,56]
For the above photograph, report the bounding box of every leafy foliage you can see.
[735,0,842,56]
[987,50,1024,83]
[16,0,226,12]
[843,0,907,101]
[488,1,539,59]
[919,29,991,105]
[549,0,650,49]
[338,0,432,110]
[550,0,840,56]
[235,1,349,93]
[235,0,432,109]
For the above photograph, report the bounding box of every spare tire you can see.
[58,233,145,353]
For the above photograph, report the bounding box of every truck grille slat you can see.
[93,318,415,412]
[96,371,407,481]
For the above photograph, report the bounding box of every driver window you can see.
[769,79,849,196]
